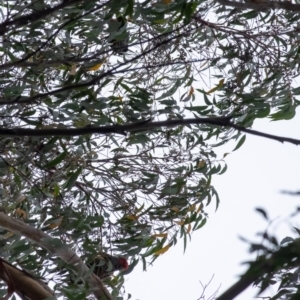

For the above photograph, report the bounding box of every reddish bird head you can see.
[116,257,129,270]
[89,253,129,278]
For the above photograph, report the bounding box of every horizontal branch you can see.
[0,117,299,145]
[0,212,112,300]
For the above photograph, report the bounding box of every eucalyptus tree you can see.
[0,0,299,299]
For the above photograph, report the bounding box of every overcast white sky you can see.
[125,108,300,300]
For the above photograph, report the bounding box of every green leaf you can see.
[125,0,134,17]
[196,218,207,230]
[232,135,246,151]
[43,152,67,168]
[64,167,82,191]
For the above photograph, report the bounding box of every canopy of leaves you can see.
[0,0,299,298]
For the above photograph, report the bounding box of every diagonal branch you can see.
[0,25,195,106]
[0,212,113,300]
[0,257,55,300]
[0,0,93,35]
[216,239,300,300]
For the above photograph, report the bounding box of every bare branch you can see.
[0,117,298,146]
[215,0,300,12]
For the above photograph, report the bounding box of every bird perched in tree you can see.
[87,252,129,279]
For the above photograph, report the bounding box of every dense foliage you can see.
[0,0,300,298]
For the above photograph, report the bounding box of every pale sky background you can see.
[125,108,300,300]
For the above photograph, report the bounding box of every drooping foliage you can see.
[0,0,300,298]
[217,207,300,300]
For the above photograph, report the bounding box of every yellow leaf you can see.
[206,79,225,94]
[154,244,171,255]
[188,86,194,96]
[175,220,185,226]
[206,86,218,94]
[152,233,168,238]
[126,215,139,220]
[3,231,14,239]
[48,216,63,229]
[162,0,172,3]
[186,223,192,234]
[88,58,106,71]
[171,206,179,212]
[15,208,27,219]
[223,152,230,158]
[53,183,60,197]
[118,95,123,102]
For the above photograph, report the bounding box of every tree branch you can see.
[0,257,55,300]
[0,117,299,146]
[0,212,113,300]
[216,239,300,300]
[0,0,91,35]
[215,0,300,12]
[0,25,195,105]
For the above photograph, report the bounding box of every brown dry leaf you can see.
[188,203,196,212]
[48,216,63,229]
[171,206,179,212]
[186,223,192,234]
[188,86,194,96]
[196,203,204,213]
[197,160,206,168]
[154,244,171,255]
[15,208,27,219]
[126,215,139,221]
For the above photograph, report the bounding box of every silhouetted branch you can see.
[0,117,299,145]
[0,0,87,35]
[215,0,300,11]
[217,239,300,300]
